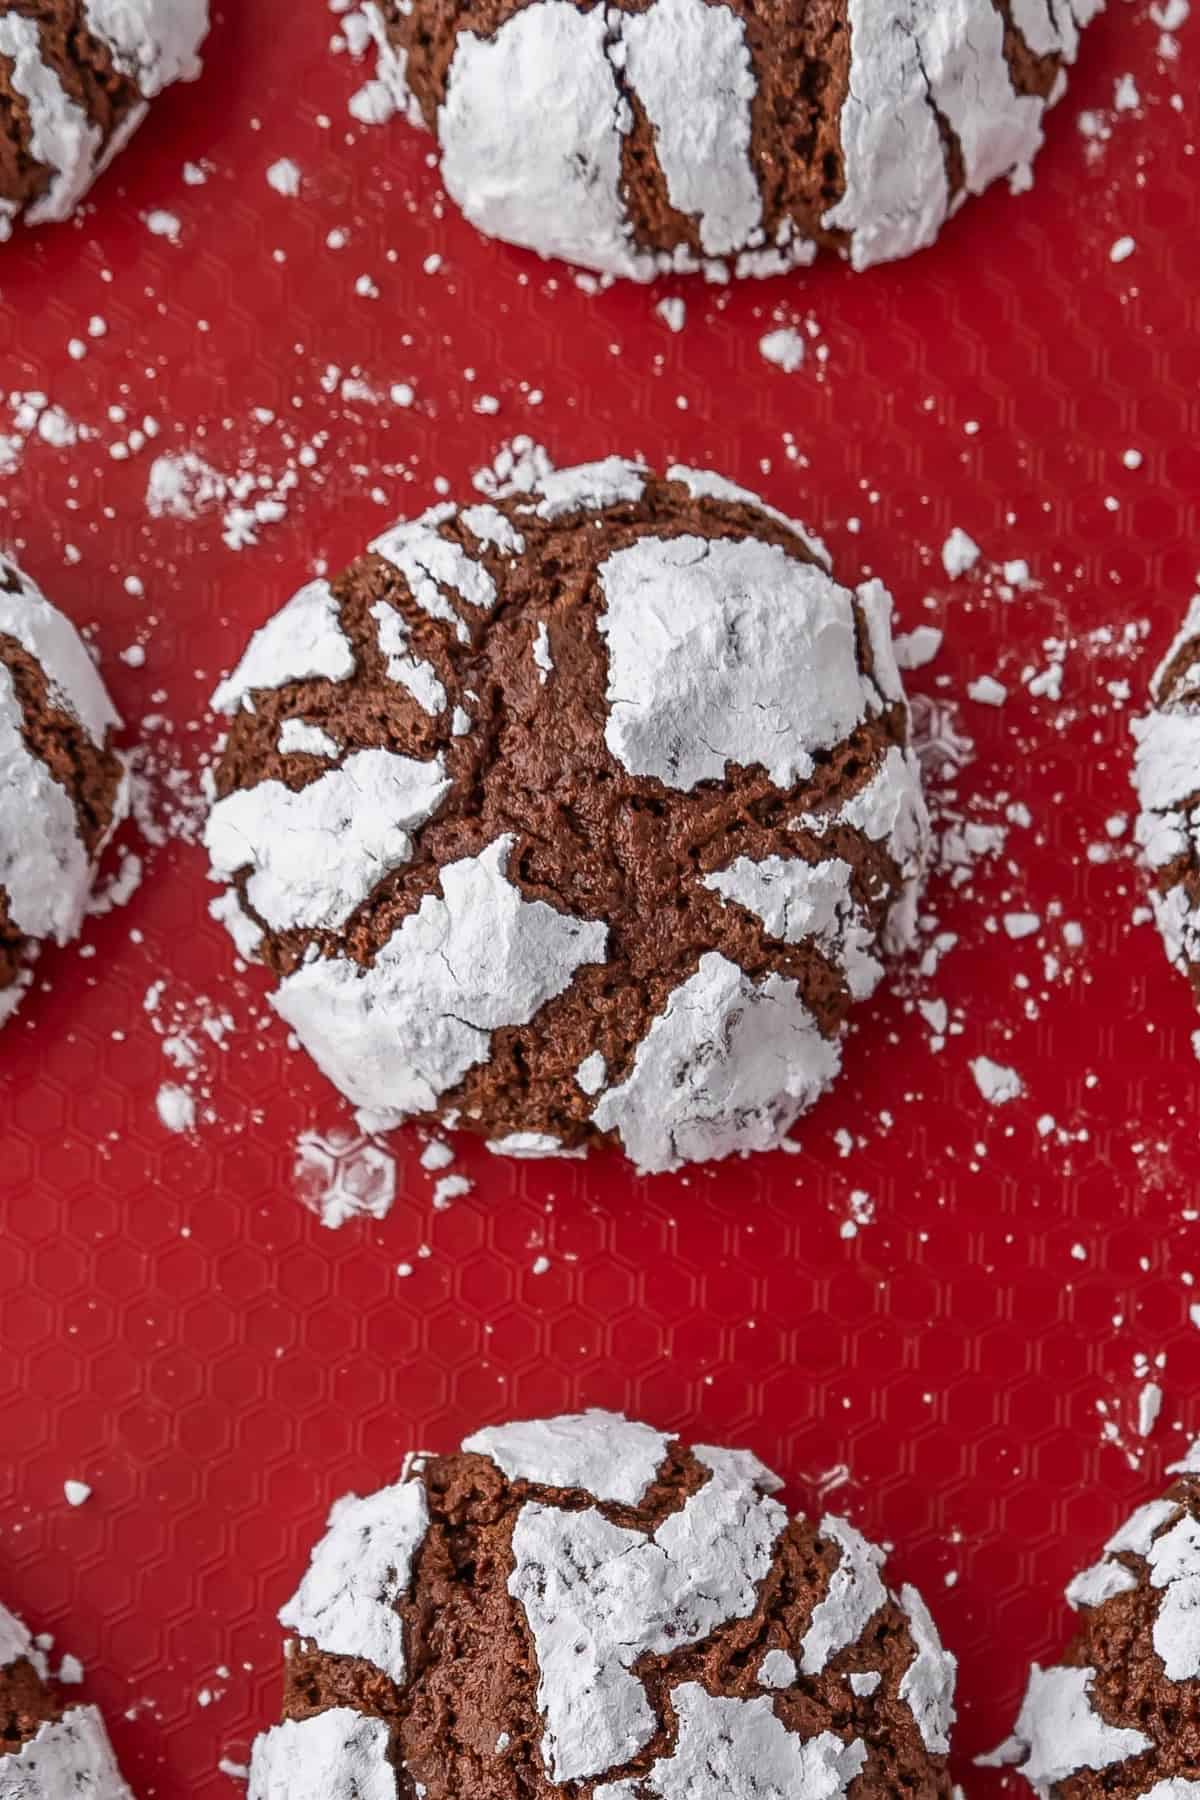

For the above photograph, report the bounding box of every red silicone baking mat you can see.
[0,3,1198,1793]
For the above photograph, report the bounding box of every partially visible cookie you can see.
[1132,596,1200,1011]
[0,555,127,1026]
[349,0,1102,281]
[204,460,929,1173]
[0,0,209,240]
[0,1598,132,1796]
[990,1448,1200,1797]
[248,1409,957,1800]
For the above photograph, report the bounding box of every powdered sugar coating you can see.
[0,565,125,1004]
[0,2,207,238]
[212,581,355,715]
[897,1584,956,1756]
[827,0,1095,271]
[205,750,450,933]
[248,1710,394,1800]
[0,1707,133,1800]
[998,1665,1153,1796]
[509,1439,787,1780]
[594,1686,867,1800]
[83,0,208,96]
[1132,601,1200,992]
[209,465,923,1163]
[618,0,760,259]
[596,535,869,792]
[359,0,1098,281]
[278,1477,429,1682]
[800,1516,888,1676]
[0,1602,39,1674]
[1000,1481,1200,1796]
[591,952,841,1175]
[272,835,608,1128]
[464,1409,669,1504]
[703,855,883,1002]
[757,1648,797,1688]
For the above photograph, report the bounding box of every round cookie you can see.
[991,1448,1200,1798]
[0,556,127,1026]
[1132,597,1200,1012]
[0,1598,132,1797]
[353,0,1102,281]
[203,459,929,1174]
[247,1408,957,1800]
[0,0,209,241]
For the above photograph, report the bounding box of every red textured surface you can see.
[0,4,1198,1793]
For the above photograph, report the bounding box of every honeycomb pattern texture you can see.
[0,4,1197,1797]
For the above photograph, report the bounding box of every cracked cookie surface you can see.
[248,1409,957,1800]
[0,555,126,1027]
[204,459,928,1174]
[994,1453,1200,1798]
[0,0,209,240]
[352,0,1103,280]
[0,1597,132,1797]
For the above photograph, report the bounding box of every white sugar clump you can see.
[594,1686,867,1800]
[800,1516,887,1675]
[0,1706,134,1800]
[509,1443,786,1781]
[0,566,126,993]
[1132,600,1200,982]
[897,1583,956,1755]
[212,581,355,715]
[371,600,448,715]
[205,749,450,933]
[277,720,340,759]
[1147,1511,1200,1681]
[278,1476,428,1681]
[83,0,209,97]
[358,0,1094,280]
[703,855,883,1002]
[464,1409,668,1504]
[0,1602,40,1674]
[247,1710,394,1800]
[273,835,607,1128]
[757,1648,797,1688]
[993,1664,1152,1795]
[591,952,840,1175]
[597,534,870,792]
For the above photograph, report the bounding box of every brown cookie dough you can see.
[0,555,126,1027]
[0,1599,131,1795]
[247,1410,957,1800]
[204,459,929,1174]
[349,0,1102,280]
[0,0,209,240]
[993,1453,1200,1797]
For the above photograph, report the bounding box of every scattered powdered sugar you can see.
[758,328,806,373]
[293,1129,396,1229]
[970,1056,1025,1105]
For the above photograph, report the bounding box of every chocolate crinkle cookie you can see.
[0,0,209,240]
[1132,596,1200,1011]
[987,1445,1200,1798]
[0,556,127,1027]
[203,459,928,1175]
[0,1598,132,1797]
[247,1408,957,1800]
[347,0,1103,281]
